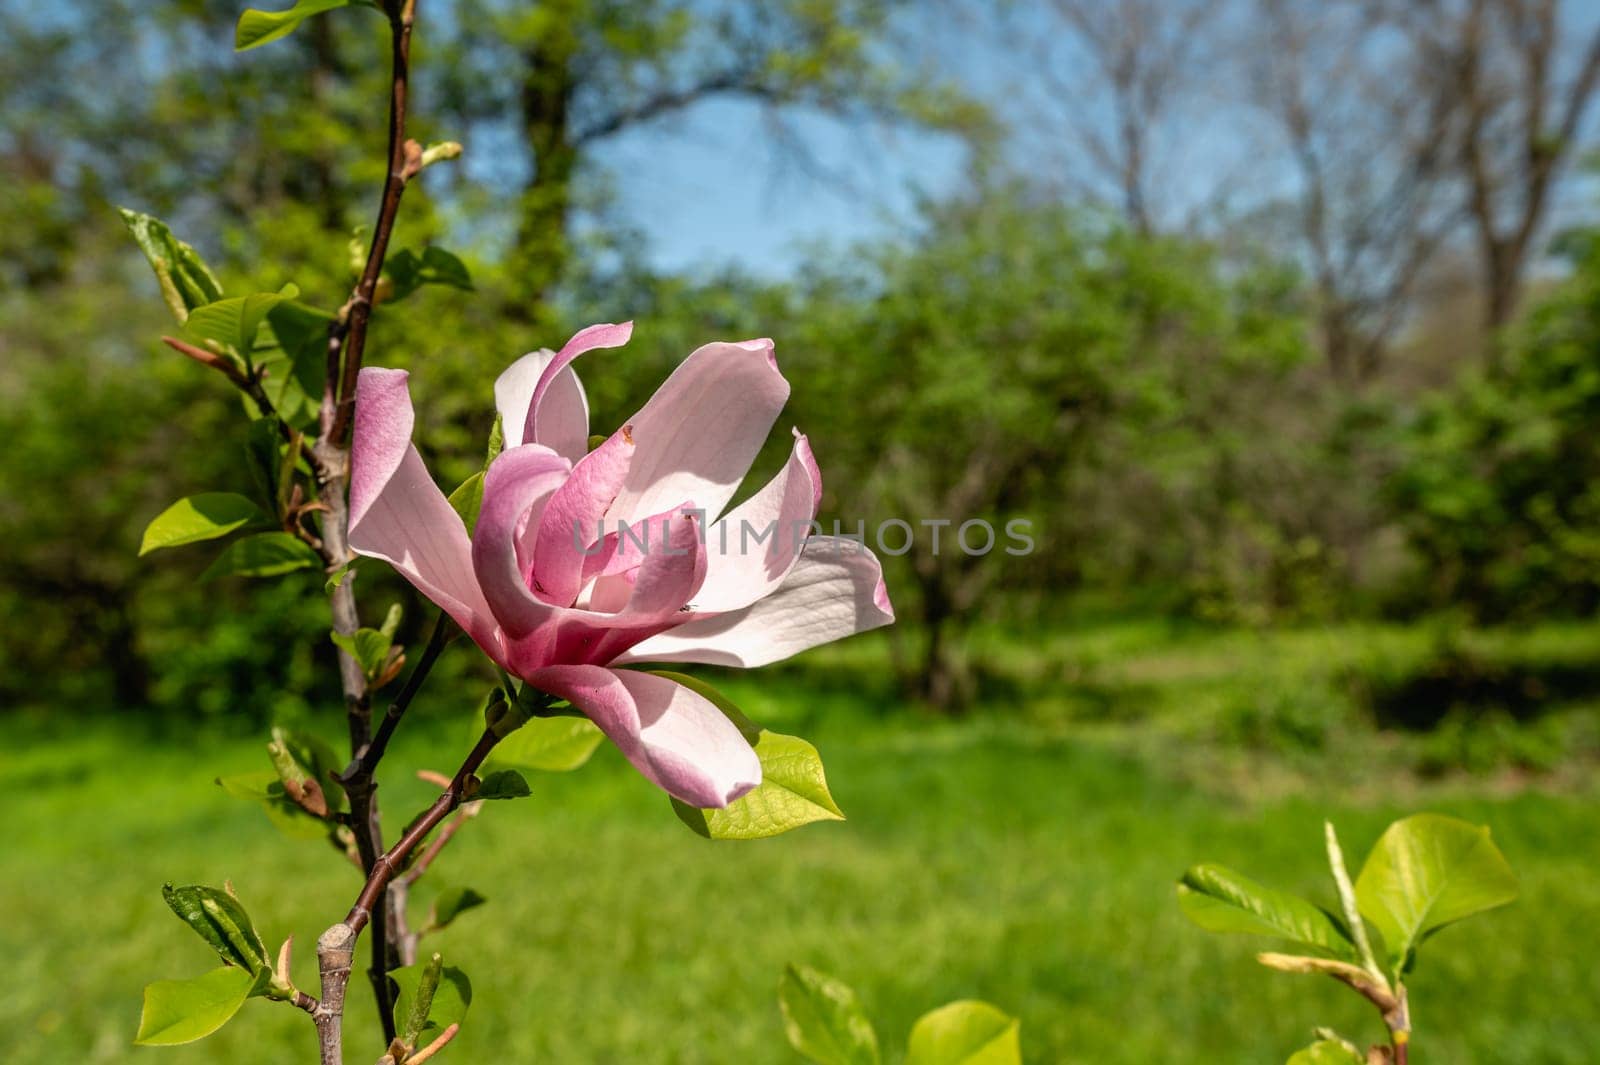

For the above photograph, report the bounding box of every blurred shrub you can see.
[1391,226,1600,619]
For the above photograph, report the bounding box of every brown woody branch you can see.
[314,728,503,1064]
[308,0,422,1047]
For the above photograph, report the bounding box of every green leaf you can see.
[428,886,488,931]
[656,670,843,839]
[1355,813,1519,970]
[905,1001,1021,1065]
[390,961,471,1045]
[473,769,531,800]
[118,208,223,321]
[236,0,353,51]
[448,472,486,533]
[135,966,257,1046]
[778,964,880,1065]
[490,715,605,772]
[140,494,268,556]
[264,299,335,395]
[672,730,844,840]
[1176,864,1358,960]
[386,246,475,302]
[331,628,392,679]
[1285,1040,1365,1065]
[267,726,348,814]
[200,532,321,580]
[183,285,299,354]
[161,884,270,973]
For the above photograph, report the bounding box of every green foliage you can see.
[1176,865,1357,960]
[1355,813,1518,974]
[473,769,532,800]
[655,671,845,839]
[904,1000,1021,1065]
[140,494,269,556]
[778,964,880,1065]
[427,886,488,932]
[181,285,299,357]
[1392,229,1600,619]
[390,959,471,1046]
[1284,1041,1364,1065]
[117,209,223,321]
[135,965,259,1046]
[200,532,322,581]
[385,246,474,302]
[1181,813,1520,1060]
[489,715,605,772]
[235,0,357,52]
[161,883,271,975]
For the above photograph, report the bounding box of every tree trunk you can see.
[513,36,578,321]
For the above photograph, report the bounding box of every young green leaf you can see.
[161,884,270,973]
[235,0,354,51]
[1355,813,1519,971]
[117,208,223,320]
[140,494,269,556]
[1285,1040,1365,1065]
[135,965,258,1046]
[489,715,605,772]
[200,532,321,580]
[778,964,881,1065]
[672,730,845,840]
[428,887,488,932]
[330,628,393,680]
[182,285,299,355]
[385,246,475,302]
[473,769,531,800]
[905,1000,1021,1065]
[448,471,486,533]
[1176,864,1358,960]
[389,960,471,1045]
[654,671,842,839]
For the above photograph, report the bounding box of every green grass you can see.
[2,625,1598,1063]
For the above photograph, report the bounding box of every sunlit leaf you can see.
[1177,864,1357,960]
[905,1000,1021,1065]
[778,964,880,1065]
[140,494,268,556]
[200,532,321,580]
[1355,813,1518,970]
[135,966,257,1046]
[236,0,355,51]
[117,208,223,320]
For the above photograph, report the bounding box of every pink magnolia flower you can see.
[348,322,893,809]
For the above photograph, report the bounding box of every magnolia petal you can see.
[581,505,709,665]
[603,339,790,527]
[493,348,589,460]
[471,444,571,637]
[530,426,635,607]
[525,665,760,807]
[526,322,633,460]
[349,369,499,649]
[616,537,894,668]
[692,430,821,613]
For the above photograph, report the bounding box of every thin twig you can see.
[345,613,455,784]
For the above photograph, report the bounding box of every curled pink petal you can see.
[531,425,635,607]
[349,368,501,656]
[470,444,571,637]
[525,665,760,807]
[603,339,789,526]
[494,347,589,460]
[525,322,633,457]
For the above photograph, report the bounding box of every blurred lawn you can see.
[2,626,1597,1063]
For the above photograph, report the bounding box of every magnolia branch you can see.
[309,0,421,1046]
[314,728,503,1065]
